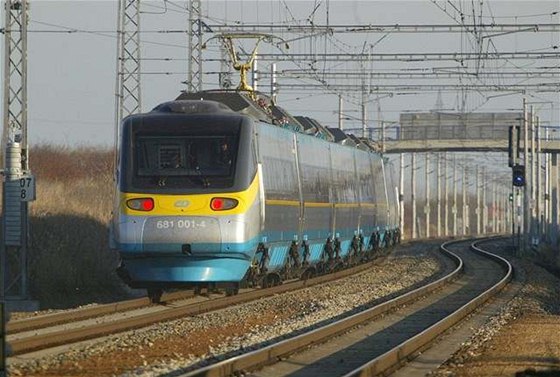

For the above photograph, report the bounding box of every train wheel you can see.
[301,269,315,281]
[208,282,221,294]
[263,275,270,288]
[147,288,163,304]
[225,284,239,296]
[263,274,277,288]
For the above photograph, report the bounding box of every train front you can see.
[110,101,261,293]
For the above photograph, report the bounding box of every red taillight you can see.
[210,197,238,211]
[127,198,154,211]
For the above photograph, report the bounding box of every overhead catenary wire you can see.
[23,1,558,143]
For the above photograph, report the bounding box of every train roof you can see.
[294,116,335,142]
[176,90,303,131]
[327,127,358,147]
[151,100,234,114]
[175,89,380,154]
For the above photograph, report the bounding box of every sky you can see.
[0,0,558,147]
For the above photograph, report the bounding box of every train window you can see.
[132,134,238,189]
[159,145,184,169]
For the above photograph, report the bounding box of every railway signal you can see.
[512,164,525,187]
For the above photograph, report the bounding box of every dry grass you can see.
[31,145,114,183]
[7,145,132,308]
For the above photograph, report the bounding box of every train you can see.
[110,89,400,302]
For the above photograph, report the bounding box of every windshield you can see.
[132,134,238,189]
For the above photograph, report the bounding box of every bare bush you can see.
[24,146,130,308]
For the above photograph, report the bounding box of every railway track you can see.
[178,237,511,377]
[7,290,195,334]
[7,252,393,356]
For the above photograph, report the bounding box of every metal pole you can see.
[504,186,508,235]
[536,116,542,240]
[509,186,514,235]
[551,153,559,247]
[270,63,277,103]
[251,56,258,91]
[503,185,508,234]
[338,95,344,130]
[505,185,509,233]
[425,153,430,238]
[492,179,497,233]
[411,153,417,239]
[399,153,405,238]
[506,185,511,234]
[453,154,458,236]
[436,153,441,237]
[482,168,487,234]
[463,164,468,236]
[510,186,515,237]
[476,165,481,234]
[444,152,449,236]
[523,98,530,253]
[511,125,518,241]
[545,129,551,241]
[218,41,232,89]
[187,0,203,92]
[361,87,367,138]
[512,185,516,240]
[117,0,142,119]
[530,107,536,246]
[503,187,515,233]
[500,185,503,234]
[499,183,503,233]
[381,121,386,153]
[2,0,31,301]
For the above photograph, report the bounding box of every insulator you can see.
[5,142,23,180]
[3,142,23,246]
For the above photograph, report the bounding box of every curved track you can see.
[7,254,390,355]
[178,237,511,377]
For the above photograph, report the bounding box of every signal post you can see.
[2,0,38,311]
[551,154,559,247]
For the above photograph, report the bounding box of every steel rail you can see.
[7,254,387,355]
[6,290,195,334]
[342,237,512,377]
[179,239,465,377]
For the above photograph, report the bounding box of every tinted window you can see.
[132,134,238,189]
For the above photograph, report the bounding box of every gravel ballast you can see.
[9,244,445,377]
[429,240,560,377]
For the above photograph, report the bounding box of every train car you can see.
[110,91,400,302]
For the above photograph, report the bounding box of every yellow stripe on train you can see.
[121,173,260,216]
